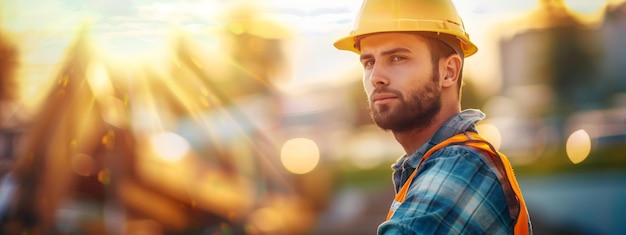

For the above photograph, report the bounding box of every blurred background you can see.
[0,0,625,234]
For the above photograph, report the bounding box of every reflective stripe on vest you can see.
[385,132,530,235]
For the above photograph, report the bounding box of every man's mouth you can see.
[372,93,398,105]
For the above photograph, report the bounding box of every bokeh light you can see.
[248,207,283,233]
[280,138,320,174]
[71,153,98,177]
[149,132,191,162]
[97,169,111,185]
[566,129,592,164]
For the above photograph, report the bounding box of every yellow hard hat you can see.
[334,0,478,57]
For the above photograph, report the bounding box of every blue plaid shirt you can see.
[378,109,518,234]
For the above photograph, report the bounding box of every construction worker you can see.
[334,0,532,234]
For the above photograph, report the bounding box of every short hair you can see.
[418,33,464,95]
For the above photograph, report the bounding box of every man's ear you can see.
[440,54,462,88]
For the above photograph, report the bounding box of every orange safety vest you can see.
[385,132,530,235]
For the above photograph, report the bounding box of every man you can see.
[333,0,532,234]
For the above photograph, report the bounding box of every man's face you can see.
[359,32,442,132]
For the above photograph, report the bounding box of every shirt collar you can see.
[391,109,485,171]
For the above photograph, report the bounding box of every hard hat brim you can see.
[333,30,478,57]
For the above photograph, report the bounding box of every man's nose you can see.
[368,63,389,87]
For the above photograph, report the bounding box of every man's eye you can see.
[391,56,404,62]
[363,60,374,67]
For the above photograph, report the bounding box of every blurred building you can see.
[494,1,626,234]
[494,0,626,162]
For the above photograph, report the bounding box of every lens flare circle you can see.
[566,129,591,164]
[280,138,320,174]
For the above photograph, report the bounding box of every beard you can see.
[369,75,442,133]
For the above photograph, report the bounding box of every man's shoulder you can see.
[427,143,493,162]
[419,144,500,179]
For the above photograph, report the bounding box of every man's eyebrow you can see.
[360,47,412,61]
[359,53,373,61]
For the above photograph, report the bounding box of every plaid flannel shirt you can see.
[378,109,518,234]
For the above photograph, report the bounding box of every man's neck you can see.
[393,109,459,156]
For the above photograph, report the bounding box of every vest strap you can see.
[384,132,530,234]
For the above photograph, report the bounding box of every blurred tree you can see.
[548,21,601,116]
